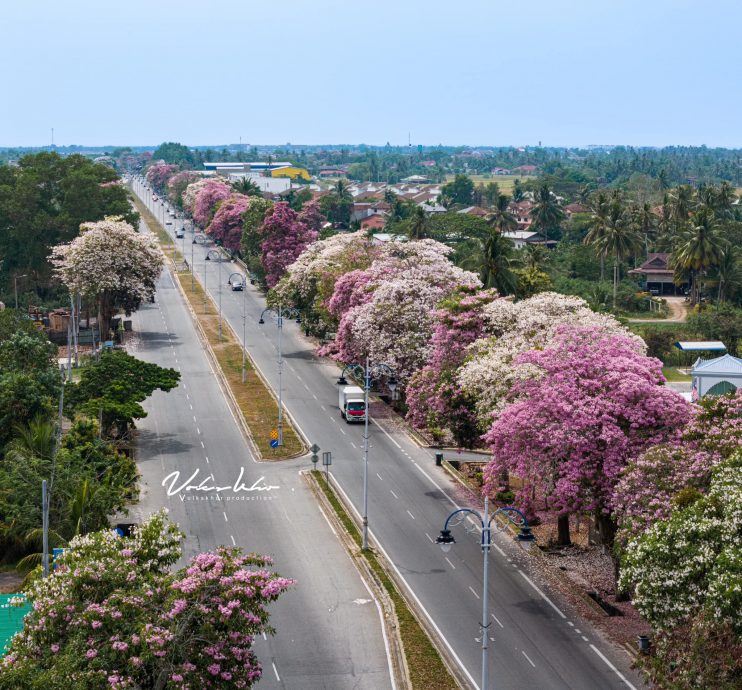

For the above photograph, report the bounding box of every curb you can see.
[304,471,411,690]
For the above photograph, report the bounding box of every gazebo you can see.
[691,353,742,399]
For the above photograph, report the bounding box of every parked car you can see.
[175,228,184,238]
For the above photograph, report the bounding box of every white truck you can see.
[338,386,366,423]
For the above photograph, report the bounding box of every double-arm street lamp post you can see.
[258,305,301,446]
[436,500,536,690]
[337,360,398,550]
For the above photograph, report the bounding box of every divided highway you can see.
[129,209,393,689]
[134,180,644,690]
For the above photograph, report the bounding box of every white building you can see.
[691,353,742,398]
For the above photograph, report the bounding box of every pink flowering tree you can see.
[206,194,249,253]
[182,179,212,217]
[258,202,319,288]
[0,511,293,690]
[406,288,498,446]
[167,171,200,208]
[483,325,692,546]
[327,240,481,380]
[193,179,232,227]
[272,230,378,336]
[613,390,742,541]
[146,163,179,194]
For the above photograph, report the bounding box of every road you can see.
[129,207,393,689]
[135,180,644,690]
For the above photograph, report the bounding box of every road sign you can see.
[270,429,279,441]
[311,454,318,465]
[310,443,321,454]
[270,439,279,449]
[322,452,332,466]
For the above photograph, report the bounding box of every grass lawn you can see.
[662,366,692,382]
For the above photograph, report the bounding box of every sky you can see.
[1,0,741,148]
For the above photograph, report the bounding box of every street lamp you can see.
[228,272,248,382]
[435,499,536,690]
[258,305,301,446]
[337,360,398,550]
[14,274,28,310]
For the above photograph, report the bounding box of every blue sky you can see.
[1,0,740,147]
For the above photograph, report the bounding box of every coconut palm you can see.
[710,246,742,303]
[630,202,657,255]
[408,206,429,240]
[529,184,565,241]
[669,185,695,228]
[486,194,518,234]
[230,177,262,197]
[584,192,610,280]
[672,207,724,304]
[481,229,519,295]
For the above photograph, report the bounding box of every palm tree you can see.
[408,206,429,240]
[599,200,642,310]
[231,177,262,197]
[529,184,565,241]
[673,207,724,304]
[630,202,657,255]
[486,194,518,234]
[521,243,550,271]
[481,229,519,295]
[586,197,641,309]
[669,185,695,228]
[334,179,351,203]
[584,192,609,280]
[710,245,742,303]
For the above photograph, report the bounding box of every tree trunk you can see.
[600,255,605,281]
[613,260,618,310]
[557,514,571,546]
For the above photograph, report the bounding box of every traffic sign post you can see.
[310,443,320,471]
[270,429,279,449]
[322,451,332,486]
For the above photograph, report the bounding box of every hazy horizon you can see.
[2,0,740,148]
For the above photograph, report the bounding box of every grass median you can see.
[312,470,458,690]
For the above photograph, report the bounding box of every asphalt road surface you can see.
[134,180,644,690]
[129,207,393,689]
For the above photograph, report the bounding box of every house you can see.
[319,168,348,177]
[629,253,688,296]
[360,214,387,231]
[457,206,490,218]
[502,230,546,249]
[270,165,311,181]
[419,203,447,214]
[691,354,742,399]
[508,200,534,230]
[564,203,588,215]
[371,233,406,245]
[420,160,436,168]
[512,164,538,174]
[401,174,431,184]
[491,167,511,175]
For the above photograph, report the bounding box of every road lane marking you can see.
[200,441,205,448]
[522,650,536,668]
[491,614,504,628]
[312,393,317,400]
[406,510,415,520]
[375,421,402,449]
[445,556,456,569]
[581,635,589,642]
[575,629,581,634]
[223,512,228,522]
[376,473,382,480]
[320,405,326,411]
[351,442,357,449]
[271,662,280,682]
[193,415,197,422]
[390,490,398,499]
[339,428,346,435]
[262,632,267,641]
[519,571,567,619]
[189,404,193,410]
[230,535,236,546]
[205,456,209,464]
[197,428,201,434]
[425,532,434,543]
[567,621,574,626]
[468,586,480,599]
[589,644,638,690]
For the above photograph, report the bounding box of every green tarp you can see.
[0,594,30,656]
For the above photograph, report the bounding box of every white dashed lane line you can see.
[468,586,480,599]
[522,651,536,668]
[406,510,415,520]
[445,556,456,570]
[223,512,228,523]
[491,614,504,629]
[230,535,236,546]
[390,490,398,499]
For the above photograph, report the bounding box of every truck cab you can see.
[339,385,366,423]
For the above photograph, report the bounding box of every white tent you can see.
[691,354,742,399]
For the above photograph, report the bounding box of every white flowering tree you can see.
[0,511,294,690]
[50,217,163,337]
[619,454,742,689]
[457,292,640,426]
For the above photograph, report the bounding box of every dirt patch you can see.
[0,571,23,594]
